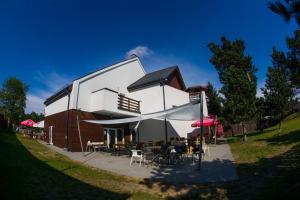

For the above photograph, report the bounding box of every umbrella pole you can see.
[198,92,204,171]
[208,126,211,144]
[214,125,217,145]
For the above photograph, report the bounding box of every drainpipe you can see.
[65,87,71,151]
[75,81,84,154]
[160,78,168,144]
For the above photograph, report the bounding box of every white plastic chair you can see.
[130,150,143,166]
[202,142,210,159]
[86,141,91,152]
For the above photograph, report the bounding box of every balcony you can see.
[118,94,140,113]
[90,88,140,116]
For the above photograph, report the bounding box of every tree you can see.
[286,30,300,90]
[268,0,300,25]
[256,97,269,131]
[23,112,44,122]
[208,37,257,141]
[269,1,300,90]
[206,82,222,116]
[0,77,28,128]
[262,48,294,133]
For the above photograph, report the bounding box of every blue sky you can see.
[0,0,297,114]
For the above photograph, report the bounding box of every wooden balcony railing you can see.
[118,94,140,113]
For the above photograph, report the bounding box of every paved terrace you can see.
[40,141,238,184]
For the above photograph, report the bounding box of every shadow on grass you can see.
[256,129,300,146]
[229,128,279,141]
[153,143,300,200]
[0,131,130,200]
[226,142,300,200]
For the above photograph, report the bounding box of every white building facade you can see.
[44,56,207,151]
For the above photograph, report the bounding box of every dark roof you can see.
[185,85,208,93]
[127,66,185,91]
[44,84,72,106]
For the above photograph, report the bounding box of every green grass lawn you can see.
[229,112,300,163]
[227,112,300,199]
[0,132,164,200]
[1,112,300,200]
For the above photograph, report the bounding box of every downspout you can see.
[161,78,168,144]
[65,87,71,151]
[75,81,84,154]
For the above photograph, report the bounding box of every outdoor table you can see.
[113,144,126,156]
[145,146,161,154]
[88,142,105,152]
[93,144,106,151]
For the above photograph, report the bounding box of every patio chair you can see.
[123,144,135,156]
[130,150,143,166]
[157,144,170,165]
[175,144,187,162]
[86,141,92,152]
[202,142,210,159]
[143,146,155,165]
[192,140,210,162]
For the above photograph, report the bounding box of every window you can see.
[117,129,123,143]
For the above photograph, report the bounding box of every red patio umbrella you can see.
[191,115,219,127]
[191,115,223,144]
[20,119,37,127]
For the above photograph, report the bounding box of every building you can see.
[44,55,208,151]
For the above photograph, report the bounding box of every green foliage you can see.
[208,37,257,126]
[286,30,300,89]
[256,97,270,130]
[206,82,222,116]
[0,77,28,126]
[262,48,294,125]
[268,0,300,25]
[23,112,44,122]
[269,1,300,89]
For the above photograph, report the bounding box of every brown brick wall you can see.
[44,109,130,152]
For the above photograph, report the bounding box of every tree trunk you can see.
[242,122,247,141]
[7,117,12,130]
[278,120,282,134]
[278,113,283,134]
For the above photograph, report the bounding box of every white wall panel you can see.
[45,95,69,116]
[76,59,145,112]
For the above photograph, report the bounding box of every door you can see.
[108,129,116,148]
[116,128,124,144]
[104,128,124,148]
[49,126,53,145]
[104,128,116,148]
